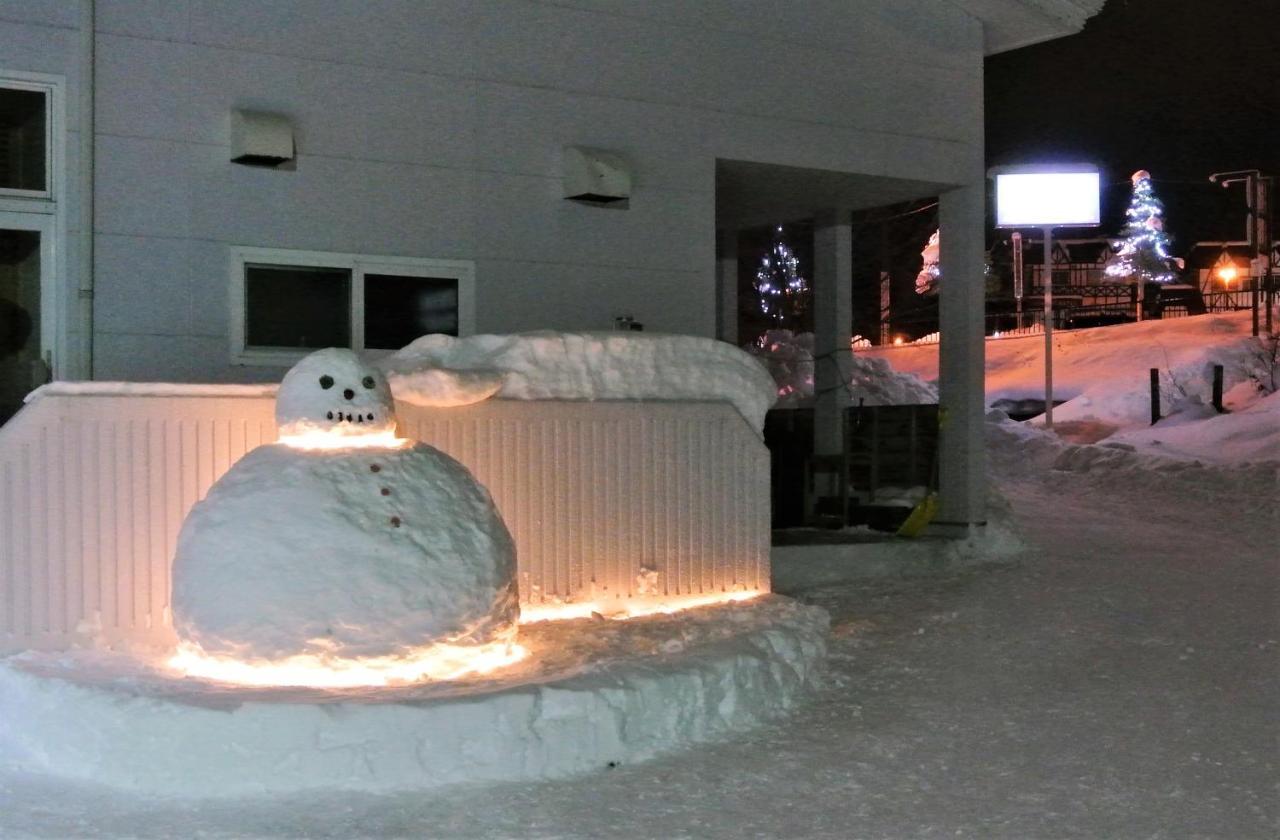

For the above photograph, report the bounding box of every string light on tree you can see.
[1105,170,1180,284]
[754,227,810,329]
[914,228,998,296]
[916,230,942,295]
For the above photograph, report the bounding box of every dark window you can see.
[0,87,46,192]
[364,274,458,349]
[245,264,350,349]
[0,229,41,424]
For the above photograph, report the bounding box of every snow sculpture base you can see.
[0,597,827,796]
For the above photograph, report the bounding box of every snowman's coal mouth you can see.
[325,410,379,424]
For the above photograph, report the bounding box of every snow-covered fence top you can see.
[0,388,769,654]
[381,332,779,434]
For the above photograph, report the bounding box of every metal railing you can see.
[867,285,1239,348]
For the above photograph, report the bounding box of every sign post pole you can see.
[1043,225,1054,428]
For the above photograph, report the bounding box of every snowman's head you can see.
[276,348,398,444]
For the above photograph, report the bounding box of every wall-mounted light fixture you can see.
[563,146,631,205]
[230,109,295,169]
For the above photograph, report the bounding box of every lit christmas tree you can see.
[915,230,941,295]
[1105,170,1178,284]
[754,227,810,328]
[914,228,998,296]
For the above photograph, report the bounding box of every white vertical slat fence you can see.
[0,389,770,654]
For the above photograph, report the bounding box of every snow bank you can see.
[859,311,1279,462]
[860,311,1268,428]
[745,330,814,408]
[845,353,938,405]
[0,597,827,796]
[985,409,1279,502]
[1106,389,1280,465]
[382,332,777,433]
[746,330,937,408]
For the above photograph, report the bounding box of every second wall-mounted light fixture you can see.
[563,146,631,204]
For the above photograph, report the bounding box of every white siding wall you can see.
[0,392,770,654]
[0,0,984,383]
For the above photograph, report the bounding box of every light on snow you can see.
[519,590,766,623]
[168,635,528,688]
[168,593,769,687]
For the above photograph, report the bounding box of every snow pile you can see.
[745,330,937,408]
[386,367,505,407]
[382,332,777,433]
[845,352,938,405]
[0,596,828,796]
[862,311,1279,461]
[173,442,519,659]
[862,311,1266,425]
[985,409,1279,503]
[1105,389,1280,464]
[744,330,815,407]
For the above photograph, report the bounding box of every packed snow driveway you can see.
[1,430,1275,838]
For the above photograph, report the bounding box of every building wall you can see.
[0,0,984,383]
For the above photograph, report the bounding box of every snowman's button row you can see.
[369,464,400,527]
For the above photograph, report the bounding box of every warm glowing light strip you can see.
[277,430,409,451]
[518,589,766,624]
[168,639,527,688]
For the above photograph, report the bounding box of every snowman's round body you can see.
[171,348,518,661]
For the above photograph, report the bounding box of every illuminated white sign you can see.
[992,166,1100,227]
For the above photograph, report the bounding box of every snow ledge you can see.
[0,596,827,796]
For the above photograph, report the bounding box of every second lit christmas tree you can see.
[1105,170,1178,284]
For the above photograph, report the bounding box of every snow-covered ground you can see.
[2,413,1274,837]
[861,310,1280,463]
[1,315,1275,837]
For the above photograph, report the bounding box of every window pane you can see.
[245,264,350,349]
[364,274,458,349]
[0,88,46,192]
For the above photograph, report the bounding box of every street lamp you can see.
[1209,169,1273,334]
[990,164,1101,429]
[1216,264,1238,288]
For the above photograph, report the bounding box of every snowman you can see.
[171,348,519,662]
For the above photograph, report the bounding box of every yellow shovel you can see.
[896,406,946,538]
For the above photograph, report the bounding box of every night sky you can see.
[738,0,1279,340]
[986,0,1280,246]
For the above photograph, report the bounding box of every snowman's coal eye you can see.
[362,376,376,389]
[319,375,334,389]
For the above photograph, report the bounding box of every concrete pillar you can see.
[716,229,738,345]
[812,210,853,455]
[936,179,987,530]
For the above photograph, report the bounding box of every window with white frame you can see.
[229,247,475,365]
[0,82,49,197]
